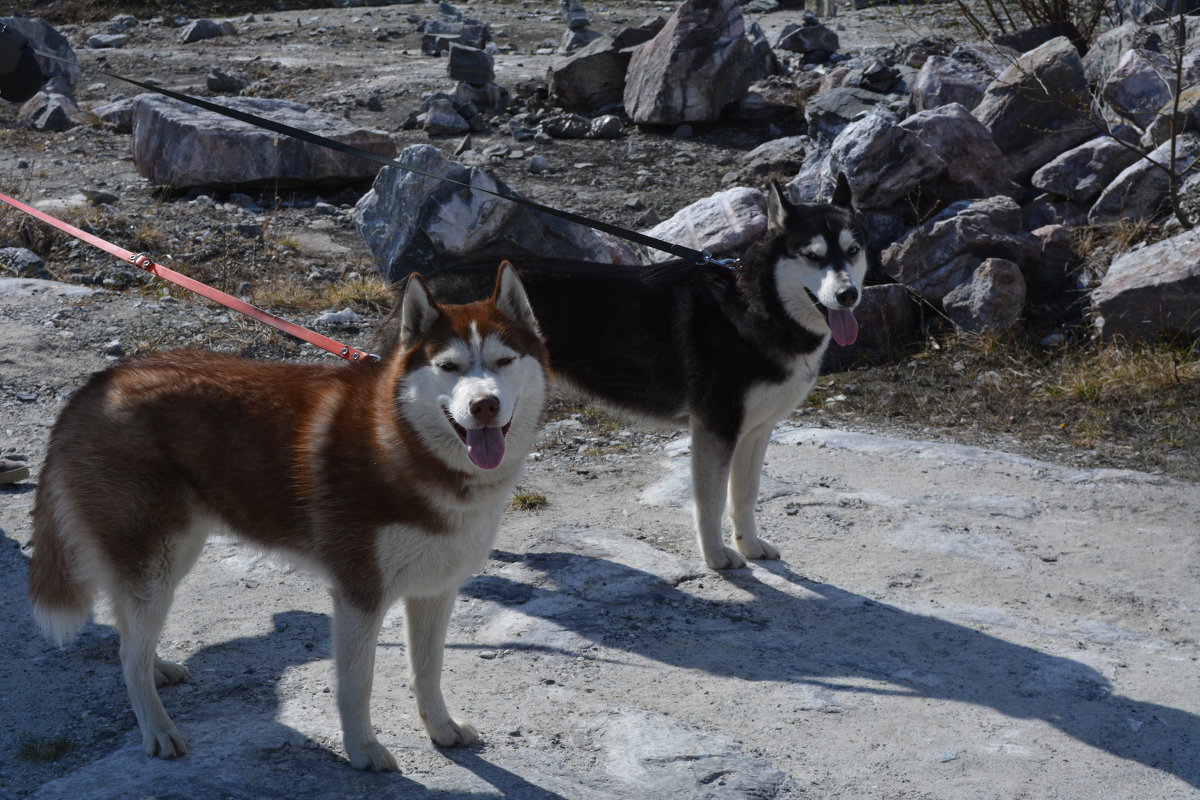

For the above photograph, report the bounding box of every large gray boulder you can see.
[640,187,766,263]
[623,0,755,125]
[548,34,631,111]
[1088,132,1200,225]
[18,91,81,132]
[774,18,839,61]
[909,44,1015,113]
[741,135,809,175]
[1082,21,1144,88]
[92,96,137,133]
[899,102,1021,202]
[973,37,1096,182]
[132,94,396,189]
[1102,49,1176,130]
[422,97,470,135]
[447,43,494,87]
[942,257,1026,334]
[355,145,639,282]
[1092,226,1200,340]
[911,54,990,113]
[804,86,887,143]
[1142,83,1200,146]
[179,19,236,44]
[1030,132,1143,203]
[784,146,834,203]
[827,108,946,219]
[882,195,1039,304]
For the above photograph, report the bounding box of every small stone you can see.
[588,114,624,139]
[86,33,129,49]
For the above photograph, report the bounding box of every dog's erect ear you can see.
[398,272,440,350]
[492,261,539,334]
[831,172,853,210]
[767,179,790,233]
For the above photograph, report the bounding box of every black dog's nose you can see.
[835,286,859,307]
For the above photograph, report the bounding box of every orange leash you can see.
[0,191,377,362]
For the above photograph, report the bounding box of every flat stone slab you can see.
[132,94,397,190]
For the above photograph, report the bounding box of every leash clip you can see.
[700,249,741,273]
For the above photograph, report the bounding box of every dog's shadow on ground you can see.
[1,527,568,799]
[177,612,570,799]
[464,550,1200,790]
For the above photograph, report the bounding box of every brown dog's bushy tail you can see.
[28,462,94,647]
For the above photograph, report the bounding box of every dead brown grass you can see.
[811,332,1200,481]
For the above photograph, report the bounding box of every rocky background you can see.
[6,0,1200,355]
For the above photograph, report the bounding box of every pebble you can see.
[315,308,361,326]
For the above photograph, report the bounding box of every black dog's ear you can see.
[0,24,47,104]
[831,172,853,210]
[767,178,790,232]
[492,260,539,335]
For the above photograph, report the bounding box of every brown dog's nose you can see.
[470,395,501,425]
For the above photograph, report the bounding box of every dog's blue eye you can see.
[438,362,459,373]
[847,245,861,256]
[496,357,515,368]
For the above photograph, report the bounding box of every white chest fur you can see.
[740,347,826,437]
[373,489,508,601]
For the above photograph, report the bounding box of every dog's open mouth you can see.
[444,407,513,470]
[804,288,860,347]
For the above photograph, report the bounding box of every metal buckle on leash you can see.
[128,252,154,270]
[699,249,741,273]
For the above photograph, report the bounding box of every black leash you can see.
[31,47,740,271]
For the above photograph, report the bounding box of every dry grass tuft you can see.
[812,332,1200,481]
[509,491,549,511]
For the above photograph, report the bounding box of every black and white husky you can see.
[376,177,868,570]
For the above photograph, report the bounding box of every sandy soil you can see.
[1,3,1198,799]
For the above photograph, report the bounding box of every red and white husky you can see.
[27,263,548,771]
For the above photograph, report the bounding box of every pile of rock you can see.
[780,20,1200,345]
[9,0,1200,350]
[362,0,1200,349]
[504,0,1200,347]
[8,12,253,135]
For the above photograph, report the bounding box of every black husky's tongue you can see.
[828,308,859,346]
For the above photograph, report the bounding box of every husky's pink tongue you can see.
[828,309,859,346]
[465,426,506,470]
